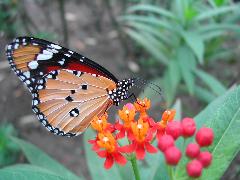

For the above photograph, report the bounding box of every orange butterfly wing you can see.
[32,69,116,137]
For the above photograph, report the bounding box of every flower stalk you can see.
[130,155,141,180]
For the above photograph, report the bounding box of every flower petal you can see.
[145,142,158,153]
[118,144,134,153]
[104,155,114,169]
[97,150,107,158]
[136,143,146,160]
[113,152,127,166]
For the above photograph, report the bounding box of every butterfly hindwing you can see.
[32,69,115,136]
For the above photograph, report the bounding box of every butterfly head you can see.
[108,78,135,106]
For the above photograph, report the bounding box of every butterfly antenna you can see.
[134,77,162,96]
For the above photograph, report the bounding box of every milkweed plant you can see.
[89,98,214,179]
[0,85,240,180]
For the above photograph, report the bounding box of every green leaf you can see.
[127,4,175,19]
[139,140,168,180]
[198,24,240,38]
[11,137,81,180]
[194,69,227,96]
[182,31,204,64]
[119,15,174,31]
[175,86,240,179]
[172,99,182,120]
[83,129,122,180]
[177,46,195,95]
[194,85,216,103]
[125,21,174,46]
[195,5,239,21]
[125,28,168,64]
[163,60,181,106]
[0,164,67,180]
[201,85,240,179]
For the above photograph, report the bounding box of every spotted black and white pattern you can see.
[108,78,135,106]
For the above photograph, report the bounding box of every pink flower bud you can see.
[186,160,203,178]
[166,121,182,140]
[196,127,214,147]
[158,135,174,152]
[181,117,196,137]
[186,143,200,159]
[164,146,182,165]
[197,151,212,168]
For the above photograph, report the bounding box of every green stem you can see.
[130,155,141,180]
[167,165,174,180]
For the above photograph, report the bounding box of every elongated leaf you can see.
[125,21,173,46]
[0,164,67,180]
[182,31,204,64]
[11,137,81,180]
[83,129,122,180]
[201,85,240,179]
[177,46,195,95]
[194,69,226,96]
[168,60,181,93]
[139,140,168,180]
[125,28,168,64]
[172,99,182,120]
[195,5,239,21]
[194,85,216,103]
[119,15,174,31]
[175,85,240,179]
[198,24,240,35]
[127,4,175,19]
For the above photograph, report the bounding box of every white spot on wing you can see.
[37,54,53,60]
[51,44,62,49]
[28,61,39,69]
[23,71,30,78]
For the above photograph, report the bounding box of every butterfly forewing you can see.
[6,37,118,93]
[33,69,115,136]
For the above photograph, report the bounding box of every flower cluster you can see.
[88,98,214,179]
[186,127,214,178]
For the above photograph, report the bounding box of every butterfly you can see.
[6,37,137,137]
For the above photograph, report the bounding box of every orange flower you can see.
[118,103,136,128]
[161,109,176,122]
[91,114,114,133]
[131,118,149,143]
[134,98,151,117]
[95,132,127,169]
[122,118,157,160]
[149,109,176,140]
[97,132,116,153]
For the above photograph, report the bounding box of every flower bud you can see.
[197,151,212,168]
[196,127,214,147]
[186,160,203,178]
[181,117,196,137]
[166,121,182,140]
[164,146,182,165]
[186,143,200,159]
[158,135,174,152]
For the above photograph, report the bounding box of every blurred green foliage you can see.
[0,123,20,167]
[120,0,240,106]
[0,0,19,37]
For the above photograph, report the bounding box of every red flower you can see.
[95,132,127,169]
[122,118,158,160]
